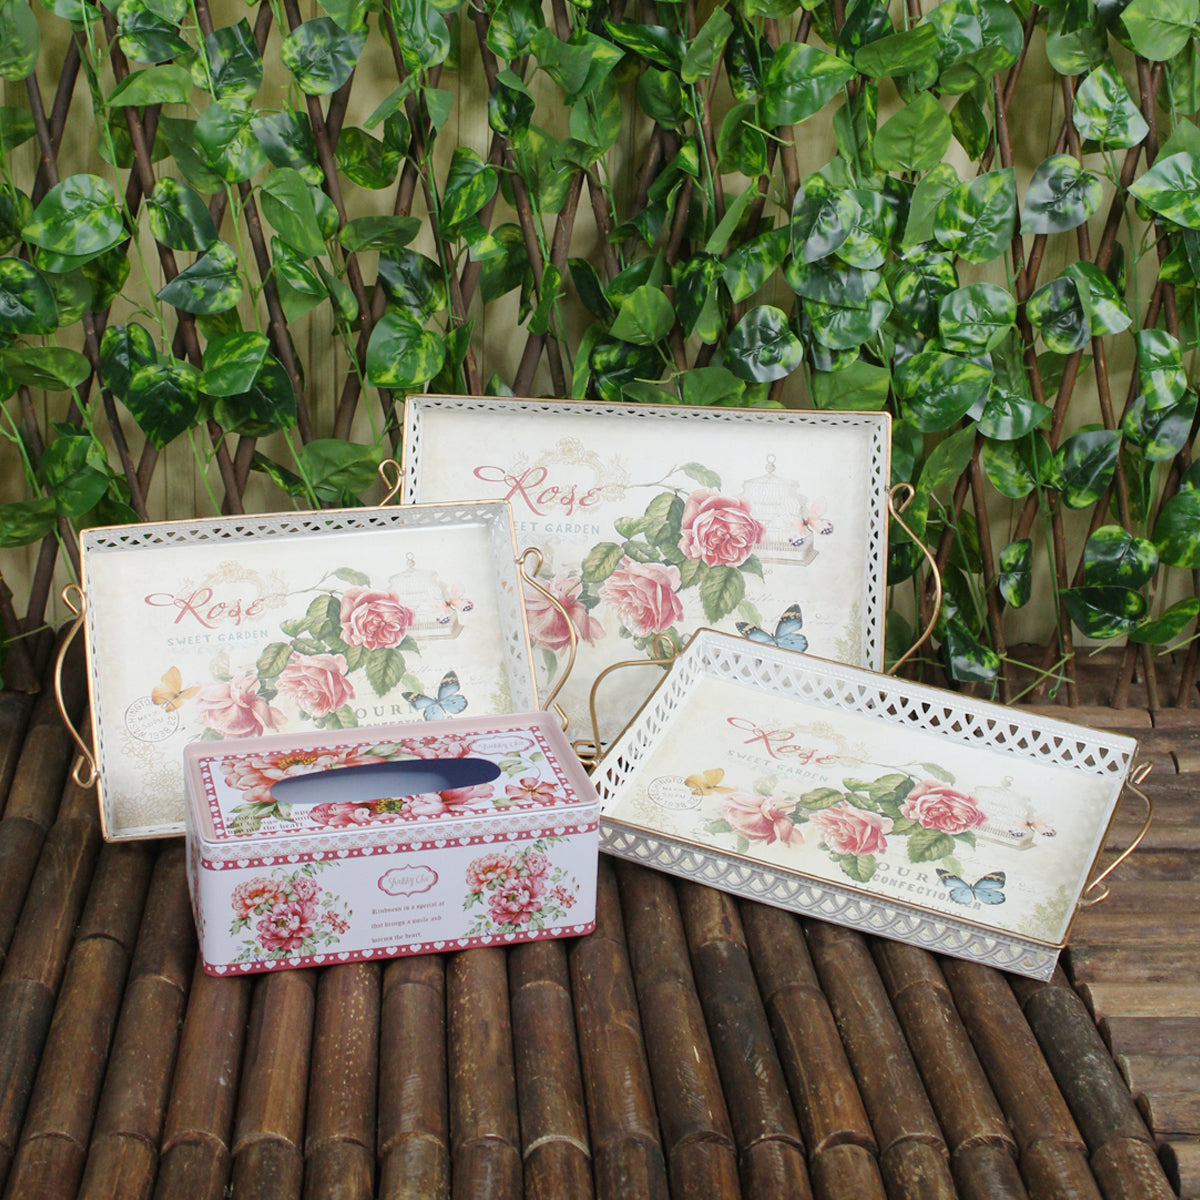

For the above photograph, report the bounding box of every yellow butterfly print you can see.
[151,666,200,712]
[685,768,735,796]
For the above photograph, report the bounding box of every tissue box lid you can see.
[184,712,597,847]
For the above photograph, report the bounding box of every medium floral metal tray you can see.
[401,395,891,746]
[591,629,1147,980]
[63,500,540,840]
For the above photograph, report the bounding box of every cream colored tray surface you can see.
[591,630,1140,980]
[74,501,538,841]
[401,395,891,746]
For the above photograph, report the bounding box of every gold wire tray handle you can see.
[54,582,97,789]
[1078,761,1154,907]
[516,547,577,732]
[378,458,403,505]
[886,481,943,677]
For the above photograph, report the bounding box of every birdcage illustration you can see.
[972,777,1050,852]
[738,455,821,566]
[387,554,469,640]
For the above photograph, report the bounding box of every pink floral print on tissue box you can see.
[183,714,599,976]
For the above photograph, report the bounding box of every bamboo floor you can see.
[0,642,1194,1200]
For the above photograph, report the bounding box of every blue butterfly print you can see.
[935,868,1006,905]
[402,671,468,721]
[735,604,809,654]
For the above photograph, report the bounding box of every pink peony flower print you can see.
[308,801,373,828]
[405,783,494,819]
[406,735,474,760]
[524,574,605,651]
[232,877,281,919]
[467,852,514,893]
[505,776,561,805]
[223,746,385,806]
[520,849,550,881]
[255,900,315,952]
[276,652,355,718]
[289,875,321,902]
[339,586,415,650]
[487,881,543,927]
[721,790,803,847]
[901,781,987,835]
[678,489,766,568]
[810,801,894,856]
[196,674,285,739]
[324,912,350,934]
[598,558,684,638]
[550,885,576,908]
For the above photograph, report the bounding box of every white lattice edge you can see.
[599,821,1060,979]
[79,501,540,839]
[399,394,891,672]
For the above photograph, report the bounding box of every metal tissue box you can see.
[183,713,599,976]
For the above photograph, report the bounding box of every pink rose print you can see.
[309,801,373,828]
[276,652,355,718]
[678,489,766,569]
[487,881,544,927]
[405,783,494,819]
[467,852,515,892]
[255,900,316,952]
[223,746,384,806]
[721,790,803,847]
[810,801,894,856]
[901,781,987,835]
[599,558,684,638]
[195,674,285,739]
[524,574,605,651]
[505,776,561,805]
[339,586,415,650]
[232,877,281,919]
[406,735,474,760]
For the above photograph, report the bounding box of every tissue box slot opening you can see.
[269,756,502,806]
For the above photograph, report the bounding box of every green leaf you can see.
[378,250,446,321]
[978,388,1052,440]
[1129,598,1200,644]
[440,146,498,230]
[1062,262,1131,336]
[1061,586,1148,639]
[700,564,745,622]
[147,178,218,252]
[195,100,269,182]
[934,168,1016,264]
[1129,152,1200,228]
[158,116,225,193]
[838,853,878,883]
[950,90,990,158]
[334,127,400,190]
[938,282,1014,353]
[1073,63,1149,148]
[124,360,202,448]
[106,63,192,107]
[251,111,323,185]
[39,435,108,517]
[338,216,420,254]
[99,322,157,399]
[902,163,960,249]
[681,7,733,84]
[297,439,383,499]
[260,168,326,257]
[677,367,746,408]
[885,247,958,336]
[212,356,297,438]
[610,285,674,345]
[873,92,952,172]
[486,0,543,57]
[982,436,1044,498]
[894,350,992,432]
[998,538,1032,608]
[0,497,57,547]
[1153,489,1200,566]
[854,22,939,77]
[806,277,892,350]
[0,0,39,80]
[1022,154,1104,235]
[156,242,243,314]
[1027,277,1089,355]
[490,68,537,137]
[1052,429,1121,508]
[366,647,405,696]
[604,21,685,69]
[941,614,1000,682]
[1122,0,1199,60]
[791,184,860,263]
[927,0,1023,93]
[24,175,126,258]
[1122,391,1198,461]
[0,258,57,335]
[0,346,89,390]
[1137,329,1188,411]
[202,331,270,396]
[838,189,896,270]
[1082,525,1159,588]
[636,67,686,130]
[582,541,623,582]
[919,424,976,493]
[761,42,856,127]
[365,311,446,388]
[798,787,844,810]
[0,107,35,153]
[281,17,367,95]
[810,360,891,410]
[717,103,768,177]
[725,306,803,382]
[257,641,293,677]
[1046,1,1107,75]
[908,825,956,862]
[195,19,262,101]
